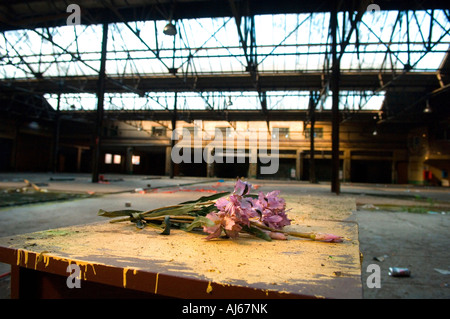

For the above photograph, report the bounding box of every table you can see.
[0,195,362,299]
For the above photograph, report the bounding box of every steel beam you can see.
[330,3,340,195]
[91,22,108,183]
[1,72,443,94]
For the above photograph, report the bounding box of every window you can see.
[152,126,167,137]
[105,153,112,164]
[132,155,140,165]
[304,127,323,138]
[113,155,121,164]
[272,127,290,139]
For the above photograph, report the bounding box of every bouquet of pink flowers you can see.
[98,179,343,243]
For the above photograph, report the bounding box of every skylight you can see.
[2,10,449,112]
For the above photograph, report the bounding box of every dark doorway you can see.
[214,157,249,178]
[351,160,392,183]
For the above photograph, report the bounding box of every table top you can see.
[0,195,362,299]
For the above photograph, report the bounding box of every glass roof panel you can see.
[44,90,385,112]
[2,10,448,79]
[2,10,449,113]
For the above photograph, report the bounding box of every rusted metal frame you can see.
[411,25,450,69]
[228,0,267,116]
[177,18,236,73]
[173,17,240,118]
[228,0,251,68]
[31,28,144,97]
[35,25,88,77]
[258,13,312,66]
[105,3,171,72]
[363,10,449,114]
[360,14,406,69]
[3,34,41,78]
[0,82,55,120]
[107,11,231,119]
[110,22,140,80]
[411,11,428,51]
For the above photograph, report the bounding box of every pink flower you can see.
[253,191,290,230]
[313,233,344,243]
[265,190,285,210]
[222,214,242,238]
[206,180,291,240]
[233,179,252,196]
[203,212,223,240]
[215,197,229,211]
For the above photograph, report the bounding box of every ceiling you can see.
[0,0,449,123]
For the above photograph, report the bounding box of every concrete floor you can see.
[0,172,449,299]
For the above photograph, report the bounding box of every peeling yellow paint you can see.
[35,251,50,269]
[16,249,21,266]
[123,267,129,288]
[206,281,213,294]
[16,249,30,267]
[154,273,159,294]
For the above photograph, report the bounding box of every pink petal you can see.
[205,227,223,240]
[269,232,288,240]
[314,233,344,243]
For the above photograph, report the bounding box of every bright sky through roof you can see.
[1,10,449,112]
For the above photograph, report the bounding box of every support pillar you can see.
[165,146,172,176]
[299,151,304,180]
[92,22,108,183]
[126,147,133,174]
[205,145,215,177]
[295,149,301,180]
[52,90,61,173]
[330,6,341,195]
[343,149,351,183]
[248,162,257,179]
[169,92,177,179]
[309,94,317,184]
[76,147,82,173]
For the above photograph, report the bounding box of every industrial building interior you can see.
[0,0,449,300]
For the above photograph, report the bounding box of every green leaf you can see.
[143,203,197,218]
[130,212,143,221]
[241,225,272,241]
[197,204,219,216]
[179,192,230,204]
[184,216,215,232]
[98,209,143,218]
[160,216,171,235]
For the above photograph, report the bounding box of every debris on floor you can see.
[434,268,450,275]
[360,203,379,210]
[373,255,389,262]
[389,267,411,277]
